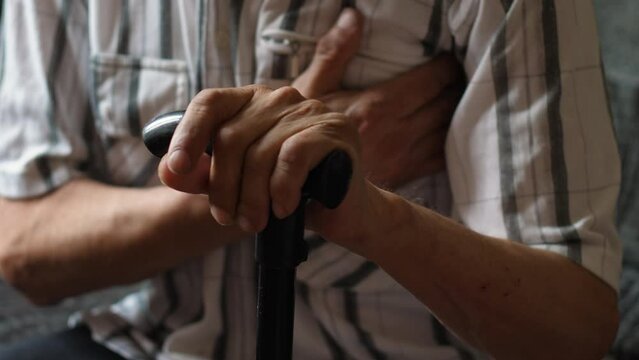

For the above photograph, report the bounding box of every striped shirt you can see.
[0,0,621,359]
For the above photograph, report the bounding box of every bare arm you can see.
[334,186,619,360]
[0,178,244,305]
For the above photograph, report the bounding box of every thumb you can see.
[293,8,363,98]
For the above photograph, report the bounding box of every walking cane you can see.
[143,111,352,360]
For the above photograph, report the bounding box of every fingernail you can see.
[337,8,358,30]
[211,206,233,226]
[272,202,288,219]
[237,215,253,232]
[168,150,191,174]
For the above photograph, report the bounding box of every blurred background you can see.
[1,1,638,358]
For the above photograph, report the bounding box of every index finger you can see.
[166,86,256,175]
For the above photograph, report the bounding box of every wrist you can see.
[351,183,417,263]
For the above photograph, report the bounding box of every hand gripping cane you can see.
[143,111,352,360]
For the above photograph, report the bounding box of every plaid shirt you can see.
[0,0,621,359]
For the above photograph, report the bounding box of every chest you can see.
[86,0,450,186]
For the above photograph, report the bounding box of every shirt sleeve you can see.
[0,0,93,199]
[445,0,622,290]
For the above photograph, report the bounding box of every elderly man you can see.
[0,1,620,359]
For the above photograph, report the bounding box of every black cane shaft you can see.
[255,203,307,360]
[256,267,296,360]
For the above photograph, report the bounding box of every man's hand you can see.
[158,85,368,242]
[292,8,464,189]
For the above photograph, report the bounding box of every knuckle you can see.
[278,137,304,167]
[325,114,353,132]
[354,94,385,122]
[192,88,221,107]
[316,115,360,149]
[345,107,364,124]
[331,113,357,131]
[293,99,327,117]
[214,124,244,150]
[270,86,304,104]
[305,98,327,111]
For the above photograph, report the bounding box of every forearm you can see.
[356,187,618,359]
[0,178,244,304]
